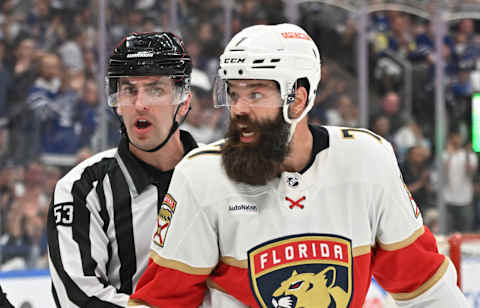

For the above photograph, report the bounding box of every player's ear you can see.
[289,86,308,119]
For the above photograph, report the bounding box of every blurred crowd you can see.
[0,0,479,270]
[300,4,480,237]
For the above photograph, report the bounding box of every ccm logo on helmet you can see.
[281,32,311,40]
[224,58,246,64]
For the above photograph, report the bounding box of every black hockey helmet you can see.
[107,32,193,153]
[107,32,192,106]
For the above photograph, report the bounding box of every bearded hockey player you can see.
[129,24,467,308]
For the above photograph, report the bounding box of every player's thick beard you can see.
[222,111,290,186]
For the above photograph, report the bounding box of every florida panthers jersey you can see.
[129,125,465,308]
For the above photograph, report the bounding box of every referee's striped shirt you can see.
[47,131,197,308]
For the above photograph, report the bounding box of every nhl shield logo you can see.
[248,234,352,308]
[153,193,177,247]
[286,176,299,188]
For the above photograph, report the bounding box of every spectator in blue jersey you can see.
[410,22,458,78]
[5,37,38,164]
[372,12,416,94]
[23,53,63,163]
[40,77,83,160]
[32,64,88,167]
[75,78,99,149]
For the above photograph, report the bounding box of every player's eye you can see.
[249,92,263,101]
[288,280,303,290]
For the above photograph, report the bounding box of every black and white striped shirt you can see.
[47,131,197,307]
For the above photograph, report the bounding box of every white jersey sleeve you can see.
[394,259,468,308]
[129,144,225,308]
[150,163,219,269]
[324,126,467,307]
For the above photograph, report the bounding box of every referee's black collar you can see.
[117,130,198,194]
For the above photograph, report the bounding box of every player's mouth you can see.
[238,123,257,143]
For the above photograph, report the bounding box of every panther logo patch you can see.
[153,193,177,247]
[248,234,352,308]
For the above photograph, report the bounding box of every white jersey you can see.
[443,148,478,205]
[130,126,466,308]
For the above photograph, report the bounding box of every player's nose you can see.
[230,98,251,116]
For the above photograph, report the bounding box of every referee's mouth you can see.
[133,119,153,135]
[136,119,152,129]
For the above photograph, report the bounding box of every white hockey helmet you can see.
[214,23,321,140]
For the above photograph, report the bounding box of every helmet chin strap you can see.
[282,95,313,144]
[117,103,191,153]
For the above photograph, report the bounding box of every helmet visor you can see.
[107,76,188,107]
[213,74,283,108]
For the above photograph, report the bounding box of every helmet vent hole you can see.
[238,69,243,75]
[223,70,227,75]
[253,59,264,64]
[270,59,280,63]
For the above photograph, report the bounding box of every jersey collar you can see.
[117,130,198,194]
[298,125,329,174]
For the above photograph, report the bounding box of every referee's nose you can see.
[133,88,150,112]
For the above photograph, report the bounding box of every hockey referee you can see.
[47,32,198,307]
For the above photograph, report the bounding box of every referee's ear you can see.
[178,92,192,117]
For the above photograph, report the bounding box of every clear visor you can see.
[108,77,188,107]
[213,75,284,108]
